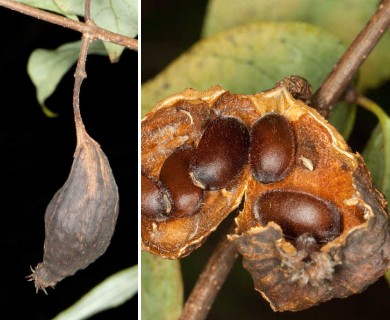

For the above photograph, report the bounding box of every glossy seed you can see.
[141,172,172,221]
[250,113,296,183]
[190,117,250,190]
[254,190,342,243]
[160,146,204,217]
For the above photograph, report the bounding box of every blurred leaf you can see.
[141,252,183,320]
[54,0,138,61]
[202,0,390,90]
[142,22,353,134]
[53,265,138,320]
[386,270,390,285]
[362,97,390,200]
[329,103,357,140]
[27,40,107,116]
[16,0,77,19]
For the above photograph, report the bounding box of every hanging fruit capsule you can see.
[28,123,119,292]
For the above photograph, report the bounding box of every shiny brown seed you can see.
[190,116,250,190]
[254,190,342,243]
[141,172,172,221]
[250,113,296,183]
[160,145,204,217]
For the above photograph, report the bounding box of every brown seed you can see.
[250,113,296,183]
[190,116,250,190]
[29,126,119,292]
[142,172,172,221]
[254,190,342,243]
[160,145,204,218]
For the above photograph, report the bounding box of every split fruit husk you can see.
[228,83,390,311]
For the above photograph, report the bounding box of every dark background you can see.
[0,6,137,320]
[142,1,390,319]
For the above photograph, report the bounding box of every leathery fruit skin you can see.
[29,126,119,292]
[142,77,390,311]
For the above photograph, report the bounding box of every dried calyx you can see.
[141,76,390,310]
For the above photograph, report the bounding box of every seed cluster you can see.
[141,78,390,311]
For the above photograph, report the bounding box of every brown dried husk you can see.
[30,124,119,291]
[229,86,390,311]
[141,86,257,258]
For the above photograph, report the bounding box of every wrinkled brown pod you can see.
[142,77,390,310]
[28,122,119,292]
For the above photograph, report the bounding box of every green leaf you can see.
[27,40,107,116]
[141,252,183,320]
[54,0,138,61]
[362,102,390,200]
[202,0,390,90]
[52,265,138,320]
[142,22,352,133]
[15,0,77,19]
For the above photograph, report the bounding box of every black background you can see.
[0,6,138,320]
[142,1,390,319]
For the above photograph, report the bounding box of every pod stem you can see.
[309,0,390,118]
[179,223,239,320]
[73,0,93,145]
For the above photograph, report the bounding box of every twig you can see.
[179,223,239,320]
[73,1,93,142]
[0,0,138,51]
[310,0,390,117]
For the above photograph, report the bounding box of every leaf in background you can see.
[27,40,107,117]
[142,22,354,138]
[362,98,390,200]
[202,0,390,90]
[52,266,138,320]
[54,0,138,62]
[141,252,183,320]
[15,0,77,19]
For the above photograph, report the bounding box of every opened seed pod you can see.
[29,122,119,292]
[141,76,390,310]
[229,80,390,311]
[142,87,256,258]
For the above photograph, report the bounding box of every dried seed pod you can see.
[190,116,250,190]
[29,124,119,292]
[230,81,390,311]
[159,145,204,218]
[142,77,390,311]
[250,113,296,183]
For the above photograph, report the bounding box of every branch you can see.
[179,223,239,320]
[310,0,390,117]
[0,0,138,51]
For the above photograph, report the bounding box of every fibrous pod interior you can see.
[141,78,390,311]
[29,125,119,292]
